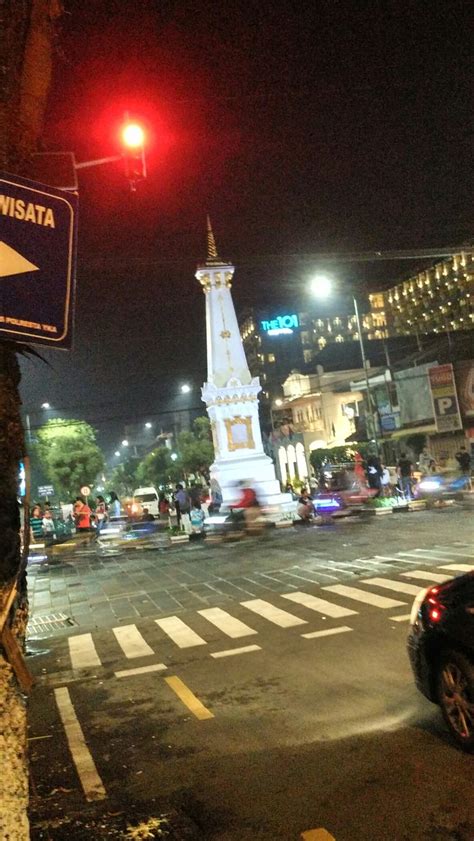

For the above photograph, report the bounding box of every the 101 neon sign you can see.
[260,314,299,335]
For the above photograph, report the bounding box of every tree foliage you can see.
[309,445,369,471]
[135,417,215,488]
[107,458,140,497]
[36,418,105,500]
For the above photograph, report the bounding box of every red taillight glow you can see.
[426,588,445,623]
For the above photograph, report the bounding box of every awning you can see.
[385,425,436,440]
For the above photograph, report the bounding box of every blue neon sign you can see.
[261,314,299,335]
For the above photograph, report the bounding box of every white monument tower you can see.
[197,218,289,508]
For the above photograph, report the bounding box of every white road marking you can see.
[282,591,357,618]
[198,607,258,638]
[68,633,101,670]
[438,563,473,572]
[54,686,106,802]
[427,547,474,558]
[401,570,451,583]
[362,577,423,596]
[374,555,420,564]
[240,598,308,627]
[302,626,353,640]
[112,624,154,659]
[115,663,167,678]
[323,584,406,609]
[211,644,262,658]
[390,613,412,622]
[155,616,207,648]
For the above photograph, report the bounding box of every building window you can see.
[303,349,312,363]
[318,337,326,349]
[268,353,275,363]
[335,334,344,342]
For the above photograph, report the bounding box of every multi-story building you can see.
[370,250,474,338]
[240,305,382,403]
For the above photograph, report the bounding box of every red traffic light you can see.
[121,122,145,149]
[120,119,147,189]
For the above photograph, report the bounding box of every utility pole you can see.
[0,2,61,838]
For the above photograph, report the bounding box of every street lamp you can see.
[114,451,120,457]
[170,452,178,461]
[310,274,379,454]
[145,422,152,429]
[41,402,50,409]
[180,384,191,394]
[122,439,129,447]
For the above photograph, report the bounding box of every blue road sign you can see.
[0,172,77,349]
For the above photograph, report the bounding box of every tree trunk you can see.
[0,1,62,837]
[0,346,29,840]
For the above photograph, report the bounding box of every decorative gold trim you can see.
[205,394,258,407]
[224,416,255,451]
[220,330,231,339]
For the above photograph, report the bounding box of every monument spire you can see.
[206,214,219,263]
[197,217,291,511]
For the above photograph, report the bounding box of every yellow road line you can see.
[302,830,336,840]
[164,675,214,721]
[54,686,106,801]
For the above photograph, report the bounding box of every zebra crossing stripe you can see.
[112,625,154,659]
[240,599,308,627]
[323,584,406,609]
[397,551,466,563]
[438,563,473,572]
[401,570,450,583]
[68,633,101,670]
[302,626,353,640]
[282,591,357,618]
[198,607,258,638]
[155,616,207,648]
[361,577,423,597]
[426,547,473,558]
[390,614,412,623]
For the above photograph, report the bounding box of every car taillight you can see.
[426,587,446,624]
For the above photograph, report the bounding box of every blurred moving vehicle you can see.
[415,472,471,504]
[407,570,474,751]
[131,486,160,518]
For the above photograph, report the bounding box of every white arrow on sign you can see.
[0,241,39,278]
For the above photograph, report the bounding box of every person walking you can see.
[174,484,190,529]
[94,495,108,532]
[74,496,92,531]
[397,452,414,500]
[455,445,472,490]
[366,453,383,497]
[108,491,121,520]
[419,446,435,475]
[30,505,44,541]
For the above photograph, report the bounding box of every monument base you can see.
[211,452,295,518]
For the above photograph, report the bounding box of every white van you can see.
[132,487,160,518]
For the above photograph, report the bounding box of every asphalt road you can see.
[27,508,474,840]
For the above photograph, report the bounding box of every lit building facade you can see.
[370,250,474,338]
[240,306,381,402]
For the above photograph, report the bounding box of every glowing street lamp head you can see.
[274,398,283,407]
[145,422,152,429]
[181,384,191,394]
[171,452,178,461]
[114,451,120,457]
[121,122,145,149]
[41,402,51,409]
[122,439,129,447]
[310,274,332,299]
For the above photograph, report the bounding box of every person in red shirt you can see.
[74,496,92,530]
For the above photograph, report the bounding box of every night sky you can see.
[19,0,473,454]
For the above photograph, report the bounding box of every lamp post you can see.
[309,275,380,455]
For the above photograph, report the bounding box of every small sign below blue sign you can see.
[261,314,299,335]
[0,172,77,348]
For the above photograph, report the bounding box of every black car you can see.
[407,570,474,752]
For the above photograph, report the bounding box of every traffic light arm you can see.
[75,155,122,170]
